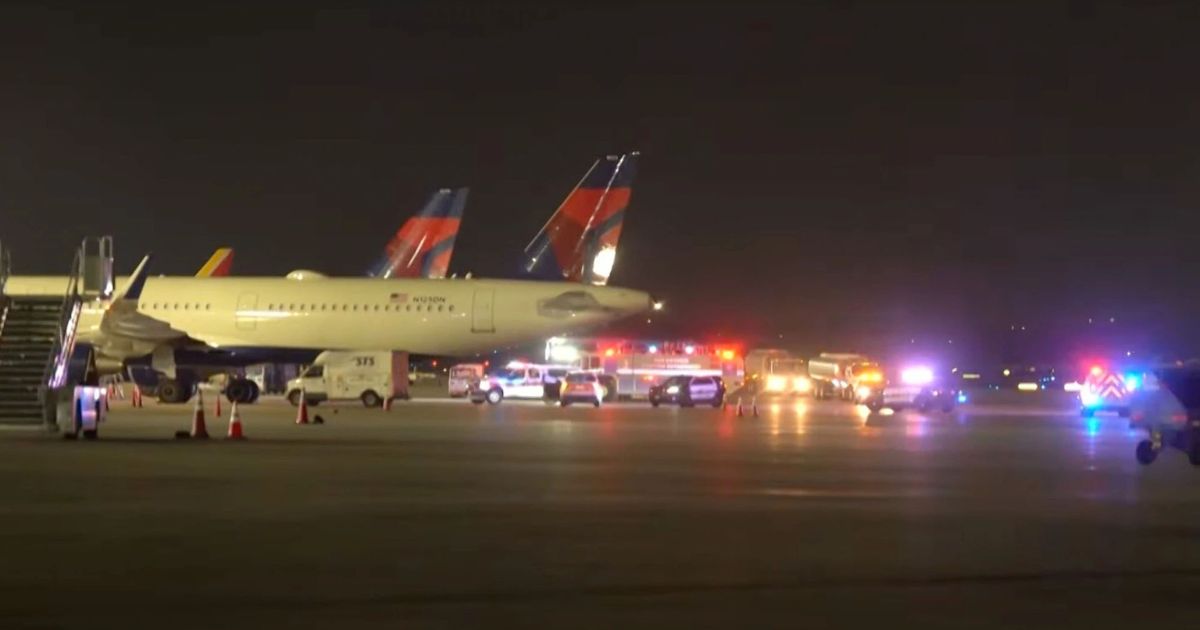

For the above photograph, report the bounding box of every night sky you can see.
[2,2,1199,362]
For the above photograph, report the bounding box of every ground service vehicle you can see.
[807,353,884,402]
[648,375,725,408]
[545,337,741,400]
[876,365,959,413]
[1128,365,1200,466]
[448,363,484,397]
[1079,364,1134,417]
[559,372,604,407]
[744,348,810,395]
[286,351,409,407]
[471,362,570,405]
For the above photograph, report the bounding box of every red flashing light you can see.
[604,348,616,357]
[721,350,735,361]
[1089,365,1103,377]
[431,360,438,367]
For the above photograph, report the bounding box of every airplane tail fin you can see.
[522,151,639,285]
[368,188,468,279]
[195,248,234,277]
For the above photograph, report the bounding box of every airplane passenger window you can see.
[406,305,411,312]
[374,305,380,311]
[448,305,455,312]
[437,305,444,312]
[174,303,180,310]
[352,305,358,311]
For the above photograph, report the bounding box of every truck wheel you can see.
[1136,440,1158,465]
[287,390,302,407]
[867,400,883,413]
[486,388,503,405]
[361,390,382,408]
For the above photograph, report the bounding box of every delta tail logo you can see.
[522,152,639,285]
[369,188,469,279]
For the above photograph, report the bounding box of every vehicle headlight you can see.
[766,375,787,391]
[856,385,872,399]
[793,376,811,392]
[666,385,680,394]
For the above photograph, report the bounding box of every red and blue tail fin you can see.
[522,152,638,285]
[369,187,468,279]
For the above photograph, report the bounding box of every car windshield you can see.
[565,373,595,383]
[663,376,690,386]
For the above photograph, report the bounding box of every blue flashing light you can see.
[1085,418,1101,437]
[1080,389,1101,408]
[956,392,968,404]
[1123,374,1140,391]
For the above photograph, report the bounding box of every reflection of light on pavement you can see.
[905,417,928,438]
[793,402,808,435]
[880,408,895,416]
[769,413,780,437]
[1083,417,1100,470]
[551,420,573,436]
[855,406,870,424]
[1085,418,1101,437]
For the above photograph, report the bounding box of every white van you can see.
[286,351,409,407]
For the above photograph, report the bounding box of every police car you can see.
[470,362,570,405]
[871,365,959,413]
[648,375,725,408]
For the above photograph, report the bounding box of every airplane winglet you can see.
[118,254,153,301]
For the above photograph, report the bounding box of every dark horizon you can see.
[3,2,1198,362]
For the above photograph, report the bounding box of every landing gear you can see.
[224,378,260,404]
[1136,440,1158,465]
[157,378,193,404]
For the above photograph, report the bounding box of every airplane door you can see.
[236,293,258,331]
[471,289,495,333]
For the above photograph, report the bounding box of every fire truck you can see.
[545,337,743,401]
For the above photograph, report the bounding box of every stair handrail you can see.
[43,247,84,390]
[0,242,10,295]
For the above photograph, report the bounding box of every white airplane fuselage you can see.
[4,275,652,359]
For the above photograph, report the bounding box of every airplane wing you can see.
[195,248,234,277]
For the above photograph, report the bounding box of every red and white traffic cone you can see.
[191,390,209,439]
[214,394,222,419]
[226,401,245,440]
[131,386,142,408]
[383,395,392,412]
[752,395,759,418]
[736,397,744,417]
[295,390,309,425]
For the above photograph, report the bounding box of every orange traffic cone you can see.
[295,390,309,425]
[191,390,209,439]
[132,386,143,408]
[215,394,223,418]
[226,401,245,440]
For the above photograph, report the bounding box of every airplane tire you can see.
[225,379,258,404]
[1136,440,1158,465]
[157,379,188,404]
